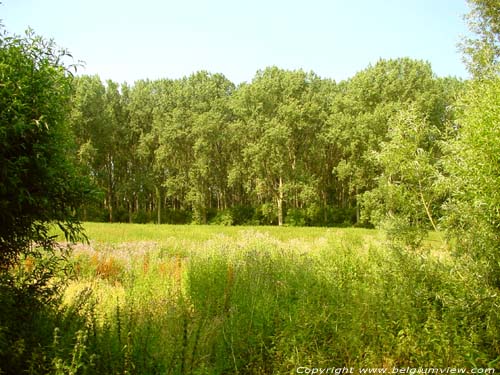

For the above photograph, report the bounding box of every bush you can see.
[229,205,255,225]
[79,203,109,222]
[285,208,306,226]
[131,209,152,224]
[0,28,87,265]
[113,206,130,223]
[162,208,192,224]
[210,209,234,225]
[253,203,278,225]
[0,27,88,373]
[443,77,500,286]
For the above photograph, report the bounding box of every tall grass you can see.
[14,225,500,374]
[65,222,374,243]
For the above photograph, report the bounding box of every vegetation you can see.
[20,224,500,373]
[440,0,500,287]
[0,27,86,266]
[0,26,88,373]
[68,60,462,228]
[1,0,500,372]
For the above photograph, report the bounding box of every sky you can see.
[1,0,471,85]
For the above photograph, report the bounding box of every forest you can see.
[70,60,462,228]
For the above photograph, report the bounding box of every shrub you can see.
[254,203,278,225]
[229,206,255,225]
[285,208,306,226]
[163,208,192,224]
[0,27,88,373]
[209,209,234,225]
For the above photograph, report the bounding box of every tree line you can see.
[69,59,463,227]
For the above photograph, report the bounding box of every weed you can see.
[17,224,500,374]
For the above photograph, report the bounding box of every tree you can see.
[443,77,500,283]
[154,72,235,224]
[0,26,88,372]
[328,58,443,223]
[441,0,500,285]
[0,27,87,267]
[231,67,325,226]
[127,79,159,222]
[69,76,109,219]
[461,0,500,78]
[184,72,235,223]
[361,107,446,247]
[70,76,131,222]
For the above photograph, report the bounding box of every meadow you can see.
[46,223,499,374]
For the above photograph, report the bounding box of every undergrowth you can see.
[2,227,499,374]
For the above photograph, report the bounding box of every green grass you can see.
[39,224,500,373]
[72,222,377,243]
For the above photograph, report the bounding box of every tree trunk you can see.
[277,176,284,226]
[107,154,114,223]
[156,185,161,225]
[107,195,113,223]
[322,191,328,224]
[355,187,360,224]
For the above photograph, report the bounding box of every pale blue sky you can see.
[2,0,471,84]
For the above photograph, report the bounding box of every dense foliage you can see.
[0,27,86,266]
[69,60,462,228]
[439,0,500,286]
[0,27,88,373]
[25,225,500,373]
[442,77,500,286]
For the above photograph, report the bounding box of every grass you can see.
[72,222,377,243]
[31,224,500,373]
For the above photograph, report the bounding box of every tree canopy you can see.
[67,59,462,228]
